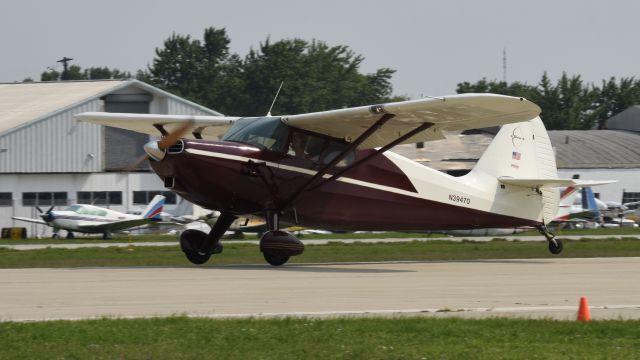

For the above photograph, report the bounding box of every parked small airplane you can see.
[77,93,614,265]
[12,195,166,239]
[554,183,602,222]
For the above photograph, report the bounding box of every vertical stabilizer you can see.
[141,195,166,220]
[469,116,559,223]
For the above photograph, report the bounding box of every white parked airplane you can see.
[12,195,166,239]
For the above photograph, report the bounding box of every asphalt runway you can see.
[1,257,639,322]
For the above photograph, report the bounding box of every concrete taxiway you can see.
[1,257,639,322]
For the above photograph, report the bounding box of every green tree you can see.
[40,65,131,81]
[143,28,401,116]
[83,67,132,80]
[144,32,210,103]
[41,69,60,81]
[592,77,640,129]
[457,72,603,130]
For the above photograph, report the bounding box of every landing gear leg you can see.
[180,213,237,265]
[102,231,112,240]
[537,224,563,255]
[66,231,75,239]
[259,207,304,266]
[52,228,60,239]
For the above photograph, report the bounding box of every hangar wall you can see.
[0,99,103,173]
[0,80,222,237]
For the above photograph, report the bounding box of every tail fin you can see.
[141,195,166,220]
[469,116,560,223]
[581,187,601,220]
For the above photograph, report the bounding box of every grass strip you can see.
[1,238,640,268]
[0,317,639,359]
[1,227,637,245]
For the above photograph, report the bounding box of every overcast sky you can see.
[2,0,638,101]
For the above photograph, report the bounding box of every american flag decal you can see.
[512,151,521,160]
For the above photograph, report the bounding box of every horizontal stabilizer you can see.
[499,177,617,188]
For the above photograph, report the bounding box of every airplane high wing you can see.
[76,94,540,149]
[282,94,540,148]
[75,113,239,140]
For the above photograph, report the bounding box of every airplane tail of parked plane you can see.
[581,187,601,220]
[140,195,166,220]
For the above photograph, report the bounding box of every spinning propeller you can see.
[36,205,55,222]
[127,121,194,171]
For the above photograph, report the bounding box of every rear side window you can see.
[287,130,354,167]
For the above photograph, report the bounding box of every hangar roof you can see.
[606,105,640,132]
[393,129,640,171]
[550,130,640,169]
[0,81,127,134]
[0,80,221,135]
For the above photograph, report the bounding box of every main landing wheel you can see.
[259,230,304,267]
[180,229,218,265]
[263,253,290,266]
[184,249,212,265]
[548,238,563,255]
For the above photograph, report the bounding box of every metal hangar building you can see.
[0,80,222,236]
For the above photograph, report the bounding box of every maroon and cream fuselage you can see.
[151,139,538,231]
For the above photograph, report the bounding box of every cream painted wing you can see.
[75,112,239,140]
[282,93,541,149]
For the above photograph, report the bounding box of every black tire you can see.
[263,252,290,266]
[52,233,59,239]
[548,238,563,255]
[184,250,212,265]
[181,229,214,265]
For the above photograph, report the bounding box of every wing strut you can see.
[309,121,434,191]
[278,113,396,211]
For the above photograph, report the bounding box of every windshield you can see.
[222,117,290,152]
[65,204,107,217]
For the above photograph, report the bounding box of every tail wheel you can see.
[548,238,563,255]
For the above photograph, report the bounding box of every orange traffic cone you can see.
[577,296,591,321]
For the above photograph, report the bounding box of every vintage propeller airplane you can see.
[76,94,613,266]
[12,195,165,239]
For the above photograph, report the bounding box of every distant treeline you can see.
[457,74,640,130]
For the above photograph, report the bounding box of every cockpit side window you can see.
[287,132,324,161]
[222,117,290,152]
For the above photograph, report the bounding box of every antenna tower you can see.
[502,48,507,83]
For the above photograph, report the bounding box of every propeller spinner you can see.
[128,121,194,170]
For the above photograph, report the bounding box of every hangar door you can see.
[103,94,152,171]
